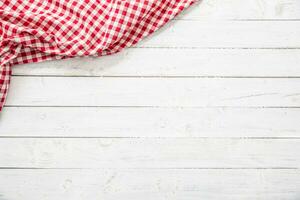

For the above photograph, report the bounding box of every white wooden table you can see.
[1,0,300,199]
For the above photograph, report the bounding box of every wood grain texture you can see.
[138,21,300,48]
[13,49,300,77]
[178,0,300,20]
[0,138,299,168]
[0,169,299,200]
[6,77,300,107]
[1,107,300,138]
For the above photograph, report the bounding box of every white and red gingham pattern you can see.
[0,0,195,111]
[0,63,11,109]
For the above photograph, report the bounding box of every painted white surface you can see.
[178,0,300,20]
[1,1,300,199]
[13,49,300,77]
[138,21,300,48]
[1,107,299,137]
[6,77,300,107]
[1,169,300,200]
[1,138,300,168]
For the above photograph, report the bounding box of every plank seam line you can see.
[4,106,300,109]
[0,167,298,170]
[11,75,300,78]
[174,19,300,21]
[0,137,300,140]
[131,47,300,50]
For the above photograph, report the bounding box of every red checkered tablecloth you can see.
[0,0,195,111]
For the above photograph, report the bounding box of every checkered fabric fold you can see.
[0,0,195,111]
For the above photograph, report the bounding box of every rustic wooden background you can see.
[1,0,300,199]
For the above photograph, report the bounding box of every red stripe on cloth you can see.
[0,0,196,111]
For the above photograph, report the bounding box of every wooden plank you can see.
[6,77,300,107]
[1,107,300,138]
[13,49,300,77]
[138,21,300,48]
[0,138,299,168]
[177,0,300,20]
[0,169,299,200]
